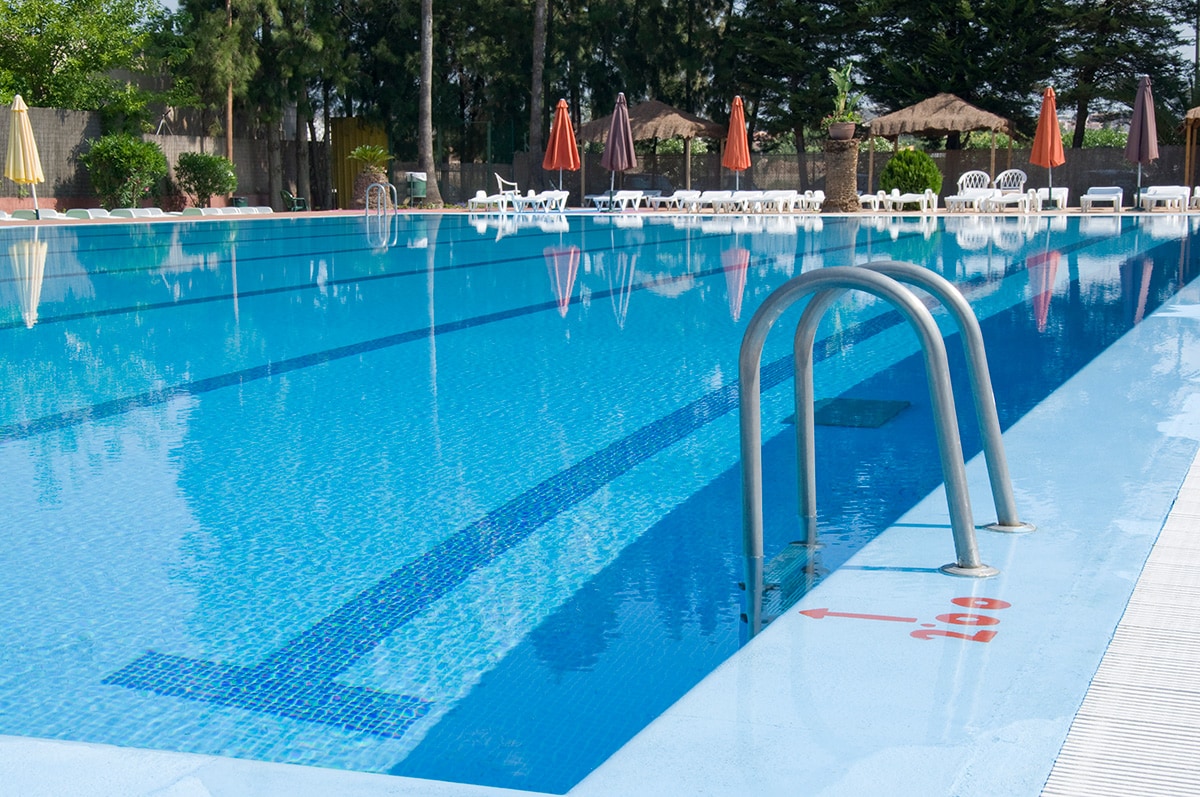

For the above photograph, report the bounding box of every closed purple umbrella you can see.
[600,93,637,203]
[1124,75,1159,202]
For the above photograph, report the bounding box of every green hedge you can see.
[79,134,168,209]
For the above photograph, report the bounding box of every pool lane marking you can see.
[98,298,909,737]
[91,231,1171,735]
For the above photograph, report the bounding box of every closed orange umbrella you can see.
[1029,87,1065,190]
[543,99,580,190]
[722,96,751,189]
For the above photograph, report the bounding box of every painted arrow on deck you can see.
[799,608,918,623]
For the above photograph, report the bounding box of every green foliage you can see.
[1078,126,1128,148]
[823,63,862,127]
[348,144,393,170]
[0,0,160,110]
[879,149,943,195]
[78,134,168,209]
[963,130,1017,149]
[175,152,237,207]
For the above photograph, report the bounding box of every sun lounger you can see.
[1138,185,1189,211]
[884,189,937,212]
[65,208,111,219]
[13,209,69,220]
[677,190,733,213]
[760,190,800,212]
[590,190,646,211]
[1036,187,1069,210]
[646,190,701,210]
[1079,186,1123,212]
[982,189,1040,213]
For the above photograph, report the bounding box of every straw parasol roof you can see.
[578,99,724,143]
[868,93,1011,138]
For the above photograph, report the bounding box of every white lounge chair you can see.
[591,190,647,211]
[1138,185,1189,211]
[858,191,886,211]
[679,190,733,213]
[982,189,1041,213]
[883,188,936,212]
[1079,186,1123,212]
[65,208,111,219]
[760,190,800,212]
[646,190,701,210]
[945,170,999,212]
[798,190,826,212]
[13,209,68,220]
[993,169,1027,194]
[1035,187,1069,210]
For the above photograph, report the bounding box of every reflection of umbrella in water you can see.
[9,229,47,328]
[599,246,638,328]
[721,246,750,321]
[1030,86,1065,190]
[544,245,580,317]
[5,95,45,215]
[543,99,581,191]
[601,93,637,202]
[1026,249,1060,332]
[722,96,751,190]
[1122,256,1156,325]
[1124,76,1159,203]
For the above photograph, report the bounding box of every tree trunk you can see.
[795,124,808,192]
[1071,98,1088,149]
[529,0,548,189]
[268,120,283,211]
[418,0,443,205]
[296,99,311,207]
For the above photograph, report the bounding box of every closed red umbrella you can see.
[722,96,751,189]
[1124,76,1159,200]
[601,93,637,198]
[1030,87,1065,190]
[543,99,580,191]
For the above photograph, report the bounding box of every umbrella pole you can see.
[609,172,615,212]
[31,184,39,215]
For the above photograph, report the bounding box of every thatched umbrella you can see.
[578,99,724,191]
[866,93,1012,191]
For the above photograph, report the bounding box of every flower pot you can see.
[828,122,856,141]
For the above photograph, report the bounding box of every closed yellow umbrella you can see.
[6,95,45,215]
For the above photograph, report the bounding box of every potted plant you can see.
[822,64,863,141]
[348,144,393,208]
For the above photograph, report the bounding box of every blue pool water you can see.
[0,211,1196,793]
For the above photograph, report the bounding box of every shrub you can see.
[175,152,237,207]
[879,149,942,195]
[79,134,168,209]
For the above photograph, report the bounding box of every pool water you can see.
[0,211,1195,793]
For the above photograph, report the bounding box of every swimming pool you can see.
[0,211,1196,793]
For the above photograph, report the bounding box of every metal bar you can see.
[862,261,1032,533]
[739,266,997,636]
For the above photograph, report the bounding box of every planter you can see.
[827,122,856,141]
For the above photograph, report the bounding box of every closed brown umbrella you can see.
[1030,87,1065,190]
[543,99,580,191]
[722,96,751,190]
[1124,76,1159,201]
[601,93,637,199]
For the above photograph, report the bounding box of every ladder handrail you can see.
[739,265,1001,637]
[808,261,1033,533]
[365,182,398,217]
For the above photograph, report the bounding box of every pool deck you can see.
[3,209,1200,795]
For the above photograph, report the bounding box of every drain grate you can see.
[784,397,911,428]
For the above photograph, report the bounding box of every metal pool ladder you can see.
[739,261,1034,637]
[365,182,398,217]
